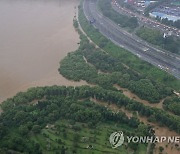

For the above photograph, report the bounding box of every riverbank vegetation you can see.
[1,85,180,153]
[163,96,180,116]
[0,86,151,153]
[59,23,172,103]
[78,0,180,91]
[58,3,180,134]
[59,52,98,82]
[0,1,179,153]
[58,17,180,133]
[65,5,179,103]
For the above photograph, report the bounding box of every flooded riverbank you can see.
[114,84,165,109]
[90,98,180,154]
[0,0,89,103]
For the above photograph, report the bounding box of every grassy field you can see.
[31,120,147,154]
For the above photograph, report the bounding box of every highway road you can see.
[112,0,180,37]
[83,0,180,79]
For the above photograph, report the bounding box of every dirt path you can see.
[90,98,180,154]
[114,84,166,109]
[114,84,177,117]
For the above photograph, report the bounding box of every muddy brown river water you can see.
[0,0,89,103]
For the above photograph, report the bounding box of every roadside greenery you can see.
[98,0,139,31]
[136,27,180,54]
[57,16,180,134]
[116,0,139,14]
[78,2,180,91]
[144,0,169,16]
[99,0,180,54]
[116,0,180,30]
[59,22,172,102]
[159,18,180,29]
[0,1,179,153]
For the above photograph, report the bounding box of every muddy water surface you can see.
[0,0,89,103]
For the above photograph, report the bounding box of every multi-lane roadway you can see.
[112,0,180,37]
[83,0,180,79]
